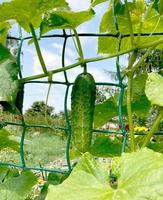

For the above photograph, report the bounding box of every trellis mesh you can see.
[0,30,128,173]
[0,15,163,173]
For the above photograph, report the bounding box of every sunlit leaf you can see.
[41,9,95,34]
[0,128,19,151]
[145,72,163,106]
[98,1,163,54]
[0,0,68,32]
[46,149,163,200]
[0,168,37,200]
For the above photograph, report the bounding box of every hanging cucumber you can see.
[71,72,96,153]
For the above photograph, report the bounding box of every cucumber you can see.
[71,72,96,153]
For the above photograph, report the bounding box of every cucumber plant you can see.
[0,0,163,199]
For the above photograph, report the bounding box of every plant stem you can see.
[127,73,135,151]
[29,23,48,74]
[71,30,80,55]
[136,21,143,44]
[142,109,163,148]
[73,29,87,72]
[73,29,84,60]
[124,0,135,46]
[19,37,163,83]
[45,82,52,124]
[126,51,137,151]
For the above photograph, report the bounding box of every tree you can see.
[96,86,119,104]
[25,101,54,117]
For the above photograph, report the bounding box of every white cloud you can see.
[67,0,90,11]
[52,43,75,61]
[0,0,11,3]
[89,68,110,82]
[28,43,78,81]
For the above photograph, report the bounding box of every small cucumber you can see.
[71,72,96,152]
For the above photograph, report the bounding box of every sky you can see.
[0,0,128,113]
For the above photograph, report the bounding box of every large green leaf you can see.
[46,148,163,200]
[0,166,19,183]
[132,95,151,117]
[0,44,19,110]
[0,0,68,32]
[41,9,95,34]
[90,135,122,157]
[132,73,147,101]
[98,1,163,54]
[46,153,109,200]
[0,168,37,200]
[94,97,118,128]
[0,128,19,151]
[145,72,163,106]
[148,141,163,154]
[91,0,108,7]
[94,83,151,128]
[0,22,10,45]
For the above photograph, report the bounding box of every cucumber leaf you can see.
[90,136,122,157]
[98,1,163,54]
[148,141,163,154]
[145,72,163,106]
[0,128,19,152]
[132,73,147,101]
[94,97,118,128]
[0,168,37,200]
[132,95,151,117]
[46,148,163,200]
[41,9,95,34]
[0,166,19,183]
[94,76,151,127]
[91,0,108,7]
[46,152,110,200]
[0,44,19,110]
[48,172,69,185]
[0,0,68,32]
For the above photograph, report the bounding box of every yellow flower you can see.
[134,126,148,132]
[37,178,46,184]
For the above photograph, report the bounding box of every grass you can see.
[0,109,67,167]
[0,132,66,167]
[0,125,67,167]
[25,134,66,167]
